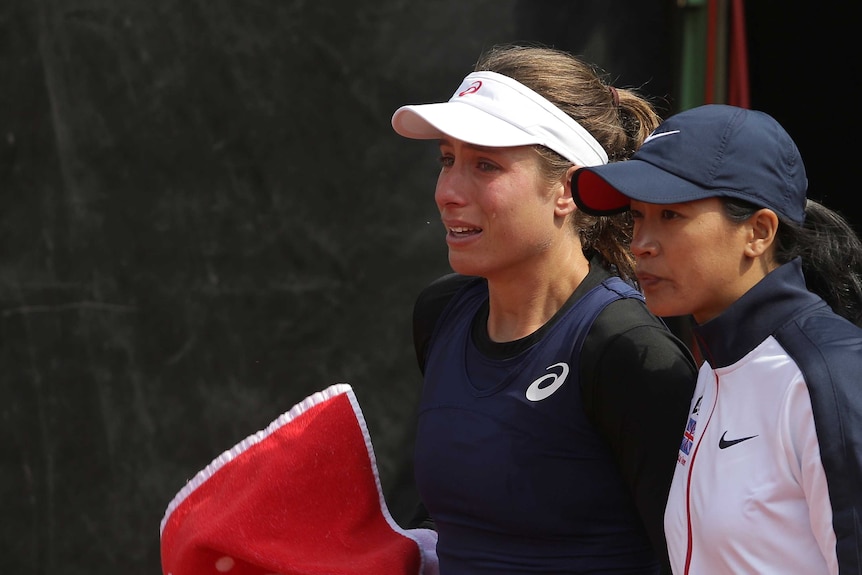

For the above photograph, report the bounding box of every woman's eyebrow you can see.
[438,138,501,154]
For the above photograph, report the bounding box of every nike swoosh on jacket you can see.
[664,258,862,575]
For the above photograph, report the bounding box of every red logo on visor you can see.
[458,81,482,97]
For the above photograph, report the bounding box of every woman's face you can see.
[434,138,568,279]
[629,197,754,324]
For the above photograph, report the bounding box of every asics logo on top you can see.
[642,129,680,145]
[526,362,569,402]
[718,430,758,449]
[458,81,482,97]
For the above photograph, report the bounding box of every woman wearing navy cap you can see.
[572,104,862,574]
[390,44,698,574]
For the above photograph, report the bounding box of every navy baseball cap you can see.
[572,104,808,224]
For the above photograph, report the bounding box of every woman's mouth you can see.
[448,226,482,237]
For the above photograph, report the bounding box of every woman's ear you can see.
[556,166,580,216]
[745,208,779,257]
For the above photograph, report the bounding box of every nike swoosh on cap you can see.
[642,130,680,145]
[718,430,758,449]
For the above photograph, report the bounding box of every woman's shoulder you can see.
[591,296,674,337]
[414,273,482,318]
[586,297,697,374]
[412,273,484,372]
[779,304,862,370]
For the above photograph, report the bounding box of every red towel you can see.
[160,383,438,575]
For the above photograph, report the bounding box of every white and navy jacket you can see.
[665,258,862,575]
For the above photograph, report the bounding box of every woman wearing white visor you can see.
[390,44,697,575]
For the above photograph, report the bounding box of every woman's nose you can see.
[630,225,657,258]
[435,169,467,208]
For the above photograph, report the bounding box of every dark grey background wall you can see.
[1,1,857,573]
[0,2,514,571]
[744,0,858,224]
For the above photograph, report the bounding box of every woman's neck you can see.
[484,252,590,342]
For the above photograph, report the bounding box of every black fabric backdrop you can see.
[1,1,856,572]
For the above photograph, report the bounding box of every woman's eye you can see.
[661,209,679,220]
[436,155,499,172]
[438,155,454,168]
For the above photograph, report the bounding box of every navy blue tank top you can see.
[414,276,661,574]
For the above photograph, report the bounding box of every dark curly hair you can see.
[724,197,862,326]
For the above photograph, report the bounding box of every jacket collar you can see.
[693,258,821,368]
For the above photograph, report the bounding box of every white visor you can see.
[391,71,608,167]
